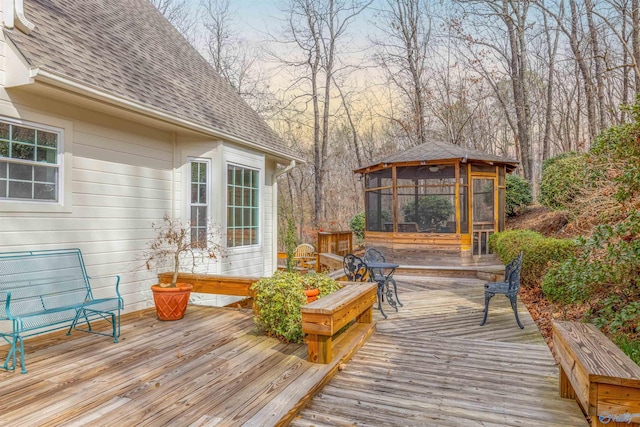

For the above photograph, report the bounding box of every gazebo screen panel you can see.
[365,187,393,232]
[396,166,456,233]
[397,189,456,233]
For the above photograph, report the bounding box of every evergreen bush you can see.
[505,174,532,216]
[538,152,586,210]
[349,212,365,241]
[490,230,576,288]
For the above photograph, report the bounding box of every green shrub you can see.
[542,210,640,340]
[349,212,365,241]
[617,335,640,366]
[251,271,340,343]
[403,195,454,230]
[505,174,532,216]
[490,230,576,288]
[590,103,640,202]
[539,152,586,210]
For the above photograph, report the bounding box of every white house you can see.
[0,0,302,311]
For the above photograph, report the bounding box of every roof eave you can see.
[354,157,519,174]
[28,67,304,163]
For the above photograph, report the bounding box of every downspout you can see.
[3,0,35,34]
[271,160,297,274]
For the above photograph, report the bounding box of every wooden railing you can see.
[317,231,353,257]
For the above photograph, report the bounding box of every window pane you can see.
[34,165,56,183]
[198,183,206,203]
[37,130,57,147]
[34,183,56,200]
[9,163,32,180]
[8,181,31,198]
[0,121,61,202]
[191,183,198,203]
[12,126,35,144]
[36,147,57,164]
[226,165,259,247]
[0,123,9,139]
[0,179,5,197]
[11,142,34,160]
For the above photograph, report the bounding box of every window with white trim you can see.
[227,164,259,247]
[189,159,210,247]
[0,120,60,202]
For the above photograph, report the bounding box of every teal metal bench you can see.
[0,248,123,373]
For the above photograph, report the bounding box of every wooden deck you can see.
[0,273,588,426]
[293,275,588,427]
[0,305,371,426]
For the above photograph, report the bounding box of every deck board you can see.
[292,275,587,427]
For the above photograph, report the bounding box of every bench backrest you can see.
[0,249,92,318]
[343,254,368,282]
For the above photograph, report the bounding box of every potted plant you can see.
[144,214,224,320]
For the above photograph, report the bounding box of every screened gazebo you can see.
[354,141,518,258]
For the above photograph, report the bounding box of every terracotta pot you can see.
[151,283,193,320]
[304,288,320,303]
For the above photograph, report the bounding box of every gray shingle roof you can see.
[5,0,299,161]
[356,140,518,172]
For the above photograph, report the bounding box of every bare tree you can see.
[373,0,432,147]
[274,0,371,227]
[149,0,197,43]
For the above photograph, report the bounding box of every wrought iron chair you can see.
[343,254,368,282]
[480,252,524,329]
[363,248,402,308]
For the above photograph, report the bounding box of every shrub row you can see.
[489,230,576,289]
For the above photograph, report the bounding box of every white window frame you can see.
[188,158,211,247]
[0,116,64,205]
[226,163,260,248]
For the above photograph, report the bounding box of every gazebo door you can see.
[471,177,496,256]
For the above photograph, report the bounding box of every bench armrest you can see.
[0,290,12,320]
[88,275,123,308]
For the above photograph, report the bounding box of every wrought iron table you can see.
[366,261,401,319]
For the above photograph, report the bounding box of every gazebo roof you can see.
[354,140,518,173]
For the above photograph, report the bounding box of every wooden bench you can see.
[0,249,123,374]
[554,321,640,426]
[301,281,378,364]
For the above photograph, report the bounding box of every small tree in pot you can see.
[144,214,224,320]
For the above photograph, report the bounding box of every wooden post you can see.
[307,334,332,364]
